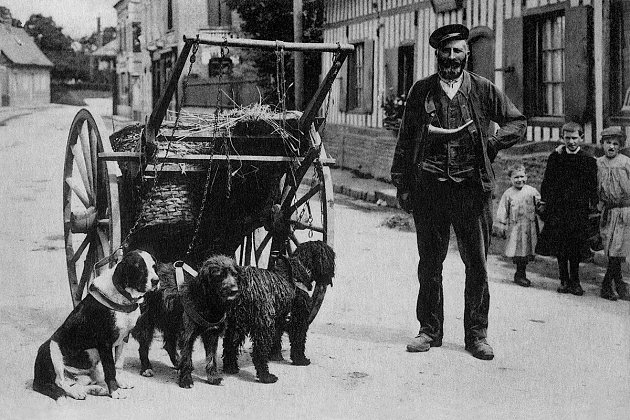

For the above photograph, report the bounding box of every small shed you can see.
[0,23,53,106]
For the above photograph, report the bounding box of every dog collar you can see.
[175,262,226,332]
[182,293,226,332]
[88,283,139,313]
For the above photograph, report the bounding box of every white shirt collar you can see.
[439,75,463,99]
[565,146,581,154]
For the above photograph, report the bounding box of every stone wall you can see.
[321,123,398,182]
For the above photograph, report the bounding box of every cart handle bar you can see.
[183,35,354,53]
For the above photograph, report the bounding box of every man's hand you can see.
[397,190,412,213]
[492,224,507,239]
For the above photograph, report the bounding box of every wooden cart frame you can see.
[62,36,353,322]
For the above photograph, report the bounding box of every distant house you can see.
[0,23,53,106]
[90,39,117,82]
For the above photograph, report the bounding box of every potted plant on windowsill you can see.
[382,93,406,131]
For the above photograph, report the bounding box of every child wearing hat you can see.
[494,163,541,287]
[596,127,630,300]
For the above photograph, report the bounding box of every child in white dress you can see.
[596,127,630,301]
[494,163,541,287]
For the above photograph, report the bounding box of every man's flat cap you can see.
[429,24,469,49]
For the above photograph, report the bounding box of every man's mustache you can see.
[440,58,465,68]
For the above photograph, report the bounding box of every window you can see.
[524,11,565,117]
[167,0,173,30]
[339,40,374,113]
[132,22,141,53]
[208,0,232,28]
[397,44,414,97]
[610,0,628,115]
[347,42,364,110]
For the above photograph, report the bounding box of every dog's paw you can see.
[86,385,108,396]
[110,389,127,399]
[178,374,194,389]
[257,373,278,384]
[207,376,223,386]
[55,396,70,405]
[269,352,284,362]
[140,368,154,377]
[66,385,87,400]
[291,356,311,366]
[115,376,134,389]
[222,364,239,374]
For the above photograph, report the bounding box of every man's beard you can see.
[437,55,467,80]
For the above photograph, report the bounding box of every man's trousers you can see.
[411,175,492,345]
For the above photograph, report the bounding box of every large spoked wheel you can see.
[63,108,121,307]
[235,130,334,324]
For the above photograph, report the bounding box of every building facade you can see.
[114,0,143,120]
[321,0,629,180]
[115,0,238,122]
[0,23,53,107]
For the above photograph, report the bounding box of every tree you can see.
[0,6,22,27]
[24,14,85,81]
[225,0,325,108]
[24,14,73,52]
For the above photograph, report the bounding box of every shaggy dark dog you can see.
[223,240,335,384]
[131,256,239,388]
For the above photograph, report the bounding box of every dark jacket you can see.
[390,71,527,192]
[536,147,598,256]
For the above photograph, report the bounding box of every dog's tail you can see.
[32,380,66,401]
[33,341,65,400]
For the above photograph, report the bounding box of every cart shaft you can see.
[184,35,354,53]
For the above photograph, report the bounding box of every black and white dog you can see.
[33,250,159,401]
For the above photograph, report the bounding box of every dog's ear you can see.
[113,251,146,288]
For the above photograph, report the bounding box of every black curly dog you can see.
[131,256,239,388]
[222,240,335,384]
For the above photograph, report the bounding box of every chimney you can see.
[97,17,103,47]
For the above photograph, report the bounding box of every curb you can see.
[332,184,399,208]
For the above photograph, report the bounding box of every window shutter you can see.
[338,58,348,112]
[502,17,524,112]
[363,39,375,113]
[384,47,399,99]
[565,5,593,123]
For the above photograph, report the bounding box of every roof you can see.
[91,39,118,57]
[0,24,53,67]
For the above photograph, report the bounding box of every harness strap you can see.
[174,261,198,289]
[277,255,311,294]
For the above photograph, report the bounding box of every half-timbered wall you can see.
[322,0,611,148]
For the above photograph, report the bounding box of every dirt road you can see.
[0,101,628,419]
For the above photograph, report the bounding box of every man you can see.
[537,122,598,296]
[390,24,526,360]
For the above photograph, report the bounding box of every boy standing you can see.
[537,122,598,295]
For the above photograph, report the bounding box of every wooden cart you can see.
[62,36,352,323]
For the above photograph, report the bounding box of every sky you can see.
[1,0,118,39]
